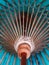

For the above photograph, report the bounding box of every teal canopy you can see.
[0,0,49,65]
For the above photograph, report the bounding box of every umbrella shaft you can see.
[21,53,26,65]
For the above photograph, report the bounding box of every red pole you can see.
[21,53,26,65]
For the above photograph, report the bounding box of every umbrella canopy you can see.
[0,0,49,65]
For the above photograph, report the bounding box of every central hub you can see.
[14,36,35,59]
[18,43,31,59]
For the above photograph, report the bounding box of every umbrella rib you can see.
[33,21,48,40]
[0,13,16,39]
[0,52,7,64]
[13,56,16,65]
[0,29,12,42]
[18,3,22,36]
[6,54,11,65]
[0,41,10,47]
[0,22,14,41]
[29,5,40,37]
[35,25,49,41]
[35,34,49,45]
[2,7,17,40]
[31,6,46,37]
[28,1,35,36]
[11,1,20,36]
[26,0,30,36]
[0,27,13,42]
[23,4,24,36]
[7,3,18,38]
[32,12,48,39]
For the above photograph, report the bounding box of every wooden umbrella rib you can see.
[30,5,40,37]
[1,22,14,41]
[26,1,30,36]
[11,1,19,36]
[0,52,7,64]
[27,1,35,36]
[31,6,45,37]
[6,54,11,65]
[7,3,18,38]
[0,26,13,42]
[23,4,24,36]
[0,13,16,39]
[34,33,49,44]
[0,23,15,41]
[3,6,17,39]
[35,26,49,41]
[33,21,47,40]
[32,12,48,39]
[18,4,22,35]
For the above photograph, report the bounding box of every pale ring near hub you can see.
[14,36,35,59]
